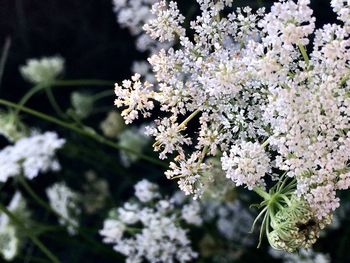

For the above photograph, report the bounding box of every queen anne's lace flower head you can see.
[99,179,200,263]
[20,56,64,85]
[114,0,350,251]
[46,182,81,235]
[0,132,65,182]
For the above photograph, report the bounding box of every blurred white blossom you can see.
[46,182,81,235]
[100,179,199,262]
[0,192,30,261]
[0,132,65,182]
[20,56,64,85]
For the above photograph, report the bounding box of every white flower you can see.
[221,141,270,190]
[46,182,81,235]
[143,1,185,42]
[99,219,125,244]
[0,132,65,182]
[112,0,163,52]
[114,0,350,239]
[181,202,203,226]
[114,74,154,124]
[0,192,30,261]
[134,179,159,203]
[20,56,64,85]
[100,180,199,262]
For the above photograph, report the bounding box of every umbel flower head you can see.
[20,56,64,85]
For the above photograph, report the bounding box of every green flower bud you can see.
[70,92,94,119]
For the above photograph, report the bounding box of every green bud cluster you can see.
[267,196,332,252]
[252,176,332,252]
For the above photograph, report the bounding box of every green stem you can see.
[15,79,114,117]
[261,138,270,148]
[0,99,167,168]
[92,90,114,101]
[15,84,44,116]
[45,87,65,117]
[177,109,201,131]
[52,79,114,87]
[298,44,310,68]
[0,37,11,90]
[253,187,270,200]
[340,72,350,86]
[0,202,61,263]
[18,177,54,214]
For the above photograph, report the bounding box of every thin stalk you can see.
[15,79,114,117]
[340,72,350,86]
[18,177,53,214]
[0,37,11,89]
[45,87,65,117]
[15,84,44,116]
[249,206,267,233]
[253,187,270,200]
[257,212,268,248]
[178,109,201,131]
[52,79,114,87]
[153,109,201,148]
[0,99,167,168]
[92,90,114,101]
[298,44,310,68]
[0,202,61,263]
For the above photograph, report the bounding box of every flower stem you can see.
[45,86,65,117]
[177,109,201,131]
[0,99,167,168]
[0,37,11,90]
[52,79,114,87]
[15,79,114,117]
[0,202,61,263]
[253,187,270,200]
[91,90,114,101]
[298,44,310,68]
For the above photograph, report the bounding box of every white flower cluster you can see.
[221,141,270,190]
[143,1,185,42]
[114,0,350,223]
[0,192,30,261]
[46,182,81,235]
[0,132,65,182]
[113,0,173,52]
[20,56,64,85]
[99,180,200,263]
[331,0,350,30]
